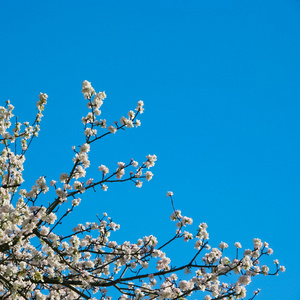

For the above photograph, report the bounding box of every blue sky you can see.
[0,0,299,299]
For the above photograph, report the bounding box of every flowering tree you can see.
[0,81,284,300]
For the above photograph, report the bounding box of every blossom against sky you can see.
[0,0,299,299]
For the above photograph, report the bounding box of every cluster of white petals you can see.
[0,81,284,300]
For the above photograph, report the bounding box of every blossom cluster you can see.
[0,82,284,300]
[81,80,142,140]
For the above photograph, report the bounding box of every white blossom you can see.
[167,191,173,197]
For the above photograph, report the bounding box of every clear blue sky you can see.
[0,0,299,299]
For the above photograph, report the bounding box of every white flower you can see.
[253,238,263,250]
[179,280,193,291]
[82,80,95,99]
[72,198,81,206]
[39,92,48,103]
[50,180,56,186]
[40,225,49,236]
[238,275,251,286]
[145,171,153,181]
[120,117,127,125]
[244,249,252,256]
[135,169,142,177]
[182,216,193,225]
[116,168,125,179]
[94,108,101,115]
[84,128,97,136]
[132,160,138,167]
[80,143,90,153]
[56,188,67,200]
[279,266,286,272]
[195,239,203,250]
[73,181,83,190]
[221,256,230,265]
[145,154,157,168]
[219,241,228,249]
[117,162,125,169]
[235,285,246,299]
[98,165,109,175]
[108,125,117,133]
[125,119,133,128]
[140,261,148,269]
[74,165,86,178]
[234,242,242,248]
[44,212,57,224]
[183,231,193,242]
[86,178,93,185]
[135,180,143,188]
[136,100,144,113]
[261,265,269,275]
[128,110,135,119]
[100,119,107,128]
[101,184,108,191]
[59,173,69,183]
[252,250,260,258]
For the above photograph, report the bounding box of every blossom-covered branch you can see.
[0,81,284,299]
